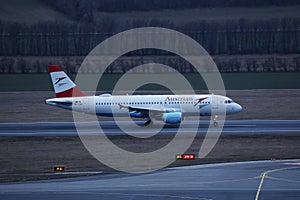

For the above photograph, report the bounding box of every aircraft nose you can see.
[236,103,242,112]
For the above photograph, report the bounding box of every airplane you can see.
[45,65,242,126]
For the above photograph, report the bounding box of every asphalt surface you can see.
[1,159,300,200]
[1,120,299,199]
[0,120,299,136]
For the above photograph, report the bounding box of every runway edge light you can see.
[54,165,66,172]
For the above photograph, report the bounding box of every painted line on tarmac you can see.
[255,166,300,200]
[0,171,103,177]
[284,162,300,166]
[54,191,212,200]
[223,124,256,127]
[1,129,300,136]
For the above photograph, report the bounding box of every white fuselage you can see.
[46,94,242,120]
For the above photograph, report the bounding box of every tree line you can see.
[0,18,299,56]
[1,56,299,73]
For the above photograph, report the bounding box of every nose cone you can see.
[235,103,242,113]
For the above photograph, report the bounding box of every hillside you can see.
[96,5,300,27]
[0,0,71,24]
[0,0,299,73]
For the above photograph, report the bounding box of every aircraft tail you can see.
[48,65,87,98]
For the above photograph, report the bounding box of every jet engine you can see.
[162,112,182,124]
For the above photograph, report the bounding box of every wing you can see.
[118,103,179,118]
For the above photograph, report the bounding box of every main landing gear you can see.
[144,119,153,126]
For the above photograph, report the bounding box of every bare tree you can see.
[262,58,275,72]
[276,58,288,72]
[294,56,300,72]
[0,57,15,73]
[17,58,29,73]
[63,57,74,73]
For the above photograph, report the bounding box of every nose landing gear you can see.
[213,115,218,127]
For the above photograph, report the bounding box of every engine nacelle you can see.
[162,112,182,124]
[129,111,148,118]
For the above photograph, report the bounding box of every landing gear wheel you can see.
[213,121,218,127]
[213,115,218,127]
[144,119,153,127]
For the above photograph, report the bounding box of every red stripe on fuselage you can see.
[199,97,208,102]
[56,87,87,98]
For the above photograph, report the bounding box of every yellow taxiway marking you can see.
[255,166,300,200]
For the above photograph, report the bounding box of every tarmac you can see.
[1,159,300,200]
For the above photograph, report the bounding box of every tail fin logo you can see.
[55,77,67,87]
[55,77,66,84]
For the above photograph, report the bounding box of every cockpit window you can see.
[225,100,234,104]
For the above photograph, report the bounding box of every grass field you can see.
[1,134,300,182]
[0,72,299,91]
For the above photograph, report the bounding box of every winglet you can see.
[48,65,87,98]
